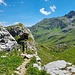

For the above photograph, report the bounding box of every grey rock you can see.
[33,63,42,70]
[43,60,75,75]
[0,26,17,51]
[6,23,36,51]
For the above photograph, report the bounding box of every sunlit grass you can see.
[0,50,23,74]
[37,44,75,66]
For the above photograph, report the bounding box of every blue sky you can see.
[0,0,75,27]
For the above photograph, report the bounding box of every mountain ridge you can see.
[29,10,75,50]
[64,10,75,18]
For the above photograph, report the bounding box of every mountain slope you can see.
[29,11,75,48]
[29,10,75,66]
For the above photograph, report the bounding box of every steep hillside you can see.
[29,11,75,48]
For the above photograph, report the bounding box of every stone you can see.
[14,71,20,75]
[0,26,17,51]
[33,63,42,70]
[16,67,21,71]
[25,54,33,59]
[1,56,7,58]
[36,56,41,62]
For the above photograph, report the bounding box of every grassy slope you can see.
[0,50,23,75]
[37,44,75,66]
[31,26,75,45]
[36,28,75,66]
[29,17,75,66]
[29,15,75,46]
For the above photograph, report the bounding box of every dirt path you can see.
[20,59,30,75]
[15,59,30,75]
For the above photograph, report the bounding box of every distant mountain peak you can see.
[65,10,75,18]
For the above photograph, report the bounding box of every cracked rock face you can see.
[0,26,17,51]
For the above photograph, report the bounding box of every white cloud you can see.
[40,8,51,15]
[50,5,56,12]
[0,22,3,25]
[13,22,20,25]
[0,21,20,27]
[0,0,7,6]
[0,10,4,12]
[0,21,8,26]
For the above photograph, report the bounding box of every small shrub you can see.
[26,57,36,68]
[26,49,35,54]
[40,70,50,75]
[26,67,41,75]
[26,56,49,75]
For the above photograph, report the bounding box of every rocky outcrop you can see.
[65,10,75,18]
[0,26,17,51]
[6,23,36,51]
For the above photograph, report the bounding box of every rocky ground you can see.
[14,53,41,75]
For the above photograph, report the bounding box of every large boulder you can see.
[42,60,75,75]
[0,25,17,51]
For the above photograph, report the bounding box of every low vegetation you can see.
[26,57,49,75]
[37,44,75,66]
[0,49,23,75]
